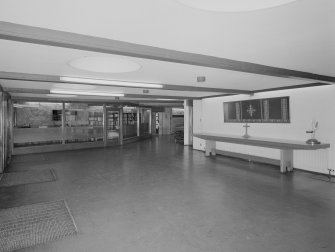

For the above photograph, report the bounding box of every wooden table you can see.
[194,133,330,173]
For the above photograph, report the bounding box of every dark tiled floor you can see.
[1,136,335,252]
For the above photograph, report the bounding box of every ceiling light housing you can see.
[156,98,179,101]
[176,0,298,12]
[60,77,163,89]
[46,94,78,98]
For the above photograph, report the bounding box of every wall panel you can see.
[193,85,335,174]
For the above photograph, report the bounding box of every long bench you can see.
[194,133,330,173]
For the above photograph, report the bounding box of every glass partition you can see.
[140,108,151,135]
[13,102,63,147]
[12,102,151,151]
[123,106,137,139]
[0,93,3,172]
[64,103,103,143]
[106,106,120,144]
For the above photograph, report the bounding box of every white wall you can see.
[193,85,335,174]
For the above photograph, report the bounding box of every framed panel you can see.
[223,101,241,122]
[224,96,290,123]
[241,99,262,122]
[262,97,290,123]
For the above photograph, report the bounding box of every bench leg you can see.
[205,140,216,156]
[280,149,293,173]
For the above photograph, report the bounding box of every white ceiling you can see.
[0,0,334,103]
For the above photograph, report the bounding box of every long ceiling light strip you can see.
[51,89,124,97]
[156,99,179,101]
[60,76,163,89]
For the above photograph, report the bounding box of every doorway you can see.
[106,106,120,145]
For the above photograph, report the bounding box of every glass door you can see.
[106,106,120,145]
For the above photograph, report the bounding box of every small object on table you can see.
[242,123,250,139]
[306,120,320,145]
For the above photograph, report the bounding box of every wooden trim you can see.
[1,22,334,82]
[0,71,249,94]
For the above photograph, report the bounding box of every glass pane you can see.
[13,102,63,147]
[172,108,184,132]
[122,107,137,139]
[64,103,103,143]
[140,108,150,135]
[106,106,120,143]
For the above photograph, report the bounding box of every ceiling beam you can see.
[0,21,334,83]
[201,82,331,99]
[11,96,183,105]
[252,82,331,93]
[0,71,248,94]
[4,87,199,100]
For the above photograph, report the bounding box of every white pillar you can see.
[148,109,152,134]
[184,100,193,146]
[119,107,123,145]
[137,107,140,136]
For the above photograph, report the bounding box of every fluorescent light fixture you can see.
[156,98,178,101]
[51,89,124,97]
[60,77,163,89]
[47,94,78,98]
[13,104,40,108]
[176,0,298,12]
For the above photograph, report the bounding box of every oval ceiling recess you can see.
[176,0,298,12]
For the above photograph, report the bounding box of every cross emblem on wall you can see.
[247,104,256,117]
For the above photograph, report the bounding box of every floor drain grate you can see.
[0,200,77,252]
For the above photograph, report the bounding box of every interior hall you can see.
[0,1,334,252]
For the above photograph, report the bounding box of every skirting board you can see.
[13,135,153,155]
[213,149,334,177]
[123,134,152,145]
[13,141,105,155]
